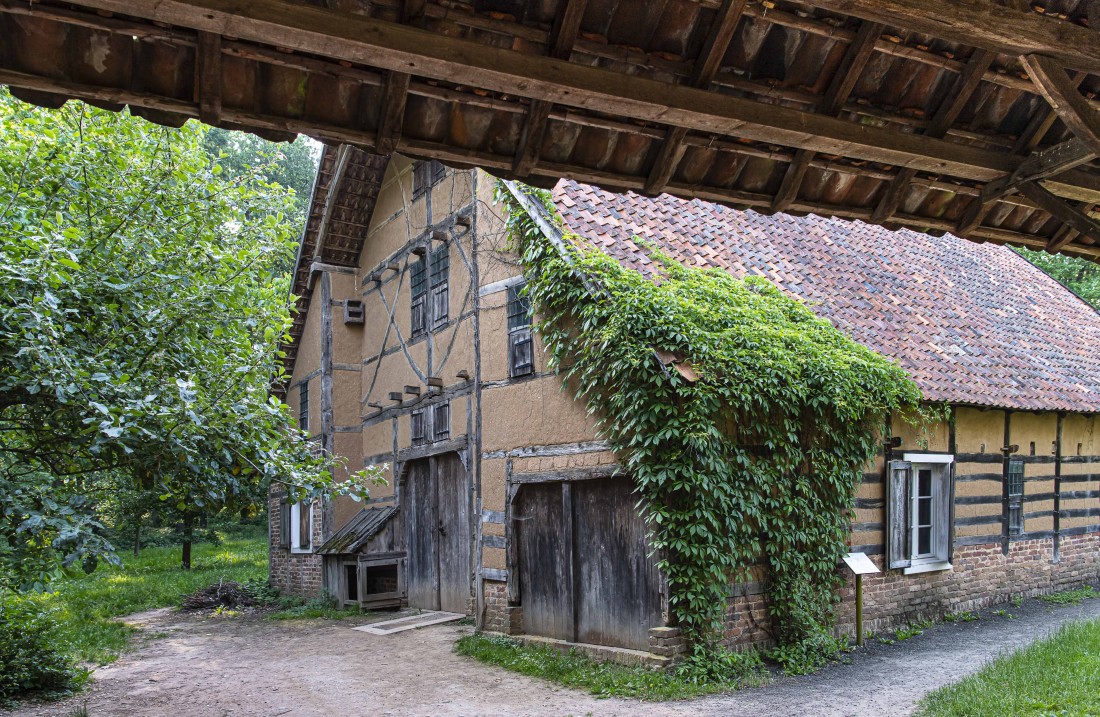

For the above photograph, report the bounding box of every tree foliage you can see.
[1015,247,1100,311]
[498,182,921,668]
[0,90,370,589]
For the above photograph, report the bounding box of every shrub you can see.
[0,594,85,703]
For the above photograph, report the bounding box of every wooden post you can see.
[855,574,864,646]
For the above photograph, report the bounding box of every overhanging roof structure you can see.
[5,0,1100,259]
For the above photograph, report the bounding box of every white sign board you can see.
[843,552,880,575]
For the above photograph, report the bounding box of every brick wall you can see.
[268,490,325,598]
[482,580,522,633]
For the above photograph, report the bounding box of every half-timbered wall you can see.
[272,157,1100,653]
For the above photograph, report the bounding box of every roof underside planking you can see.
[6,1,1100,260]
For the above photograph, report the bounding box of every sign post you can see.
[842,552,880,646]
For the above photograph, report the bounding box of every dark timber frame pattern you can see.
[5,0,1100,258]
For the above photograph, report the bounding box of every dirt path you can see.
[8,594,1100,717]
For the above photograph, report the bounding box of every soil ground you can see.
[8,593,1100,717]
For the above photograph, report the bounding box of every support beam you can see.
[374,70,410,155]
[872,49,995,222]
[1013,71,1087,154]
[15,0,1100,198]
[645,0,749,194]
[511,0,588,177]
[800,0,1100,74]
[1021,54,1100,158]
[773,20,882,212]
[1018,182,1100,246]
[195,30,221,125]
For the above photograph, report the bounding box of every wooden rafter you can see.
[772,20,882,212]
[871,49,996,223]
[801,0,1100,74]
[1047,202,1097,253]
[645,0,748,194]
[959,55,1100,236]
[511,0,587,177]
[195,30,221,125]
[375,70,410,155]
[1013,71,1087,154]
[1019,182,1100,247]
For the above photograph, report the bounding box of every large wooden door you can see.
[436,453,471,613]
[514,477,663,651]
[403,454,471,613]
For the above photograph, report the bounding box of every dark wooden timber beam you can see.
[772,20,883,212]
[799,0,1100,74]
[1013,71,1087,154]
[1018,182,1100,246]
[195,30,221,125]
[10,0,1100,207]
[374,70,410,155]
[872,49,996,223]
[511,0,588,177]
[959,56,1100,236]
[1046,202,1097,253]
[1021,54,1100,158]
[645,0,748,194]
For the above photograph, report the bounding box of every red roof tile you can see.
[551,181,1100,413]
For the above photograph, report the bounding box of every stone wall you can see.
[268,490,325,598]
[482,580,522,634]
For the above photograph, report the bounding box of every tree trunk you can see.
[181,513,194,570]
[133,520,141,557]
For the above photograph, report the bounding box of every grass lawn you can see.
[38,525,268,665]
[916,618,1100,717]
[454,633,767,701]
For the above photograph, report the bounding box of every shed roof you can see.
[315,505,398,555]
[4,1,1100,260]
[552,180,1100,413]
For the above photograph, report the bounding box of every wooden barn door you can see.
[436,452,471,613]
[404,454,471,613]
[514,476,662,650]
[573,478,664,649]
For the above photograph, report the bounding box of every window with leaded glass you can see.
[507,283,533,377]
[1008,458,1024,536]
[298,381,309,432]
[430,244,449,332]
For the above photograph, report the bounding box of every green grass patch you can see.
[29,526,268,665]
[1039,586,1097,606]
[916,618,1100,717]
[454,633,767,701]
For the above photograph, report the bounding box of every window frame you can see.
[289,500,313,554]
[298,381,309,432]
[507,283,534,377]
[429,244,449,332]
[887,453,955,575]
[410,255,427,338]
[412,160,445,199]
[411,409,427,446]
[1007,457,1025,536]
[432,401,450,442]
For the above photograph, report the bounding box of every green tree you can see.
[1016,247,1100,311]
[0,90,369,587]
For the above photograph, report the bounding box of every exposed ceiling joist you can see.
[1021,54,1100,159]
[801,0,1100,74]
[1018,182,1100,247]
[47,0,1100,205]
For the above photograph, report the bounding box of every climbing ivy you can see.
[497,181,922,667]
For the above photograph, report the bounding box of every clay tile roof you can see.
[551,180,1100,413]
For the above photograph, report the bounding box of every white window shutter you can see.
[887,460,912,569]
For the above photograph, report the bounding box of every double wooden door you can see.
[404,453,471,613]
[514,477,664,650]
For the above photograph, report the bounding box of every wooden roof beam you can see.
[959,55,1100,236]
[511,0,588,177]
[1019,182,1100,247]
[645,0,748,194]
[374,70,410,155]
[800,0,1100,74]
[195,30,221,125]
[772,20,883,213]
[872,49,996,223]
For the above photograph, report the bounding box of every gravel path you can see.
[7,592,1099,717]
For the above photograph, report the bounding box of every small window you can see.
[430,245,449,332]
[290,501,312,553]
[433,402,450,442]
[413,160,445,199]
[507,283,534,377]
[886,454,955,574]
[411,409,426,446]
[298,382,309,432]
[410,257,427,337]
[1007,458,1024,536]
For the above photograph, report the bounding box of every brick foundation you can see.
[482,580,522,633]
[720,532,1100,647]
[268,490,325,598]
